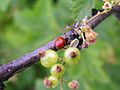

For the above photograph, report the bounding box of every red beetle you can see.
[55,37,66,49]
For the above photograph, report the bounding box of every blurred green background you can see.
[0,0,120,90]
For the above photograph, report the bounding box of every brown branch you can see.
[0,5,120,87]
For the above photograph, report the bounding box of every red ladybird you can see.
[55,37,66,49]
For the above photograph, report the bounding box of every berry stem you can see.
[60,77,64,90]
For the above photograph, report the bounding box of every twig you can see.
[0,5,120,87]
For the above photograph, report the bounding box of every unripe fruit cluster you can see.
[38,47,81,89]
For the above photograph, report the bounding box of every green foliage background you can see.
[0,0,120,90]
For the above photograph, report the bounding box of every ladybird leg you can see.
[62,48,66,51]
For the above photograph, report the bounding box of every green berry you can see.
[50,64,65,78]
[44,76,59,88]
[64,47,80,65]
[40,50,58,68]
